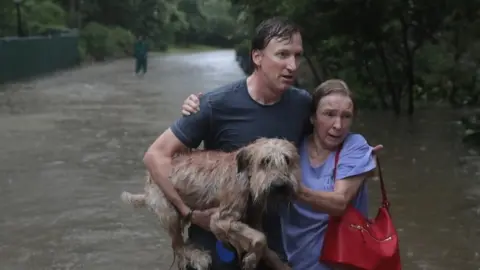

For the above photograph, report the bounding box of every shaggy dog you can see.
[121,137,301,270]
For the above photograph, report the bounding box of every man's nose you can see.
[286,56,297,71]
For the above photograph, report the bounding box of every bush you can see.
[80,22,134,61]
[80,22,113,61]
[109,26,135,57]
[233,39,252,75]
[77,39,90,63]
[25,1,67,36]
[234,39,250,59]
[153,40,169,51]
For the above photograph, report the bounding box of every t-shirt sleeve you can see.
[335,134,376,180]
[170,95,211,149]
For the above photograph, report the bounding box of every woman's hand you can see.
[181,92,202,116]
[295,183,308,199]
[372,144,383,154]
[369,144,384,180]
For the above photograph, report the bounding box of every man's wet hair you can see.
[248,17,301,71]
[250,16,301,53]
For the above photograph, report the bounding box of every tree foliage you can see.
[3,0,480,115]
[233,0,480,114]
[1,0,245,60]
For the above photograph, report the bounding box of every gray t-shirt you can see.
[170,78,312,265]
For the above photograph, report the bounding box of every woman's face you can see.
[312,93,354,149]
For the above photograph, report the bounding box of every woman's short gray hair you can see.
[311,79,354,114]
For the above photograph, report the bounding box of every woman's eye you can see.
[323,111,335,117]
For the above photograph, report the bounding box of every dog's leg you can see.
[248,207,291,270]
[209,184,271,270]
[163,210,185,268]
[236,223,267,270]
[210,211,267,270]
[263,249,291,270]
[155,196,211,270]
[170,216,211,270]
[121,192,146,208]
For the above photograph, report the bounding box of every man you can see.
[134,35,148,76]
[144,16,308,269]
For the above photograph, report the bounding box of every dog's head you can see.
[235,138,301,204]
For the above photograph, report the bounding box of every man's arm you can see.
[143,94,211,218]
[143,129,191,216]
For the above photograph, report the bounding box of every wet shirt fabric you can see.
[170,78,312,270]
[280,134,375,270]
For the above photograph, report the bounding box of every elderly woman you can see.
[280,79,375,270]
[179,79,378,270]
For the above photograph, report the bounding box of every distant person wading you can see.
[134,35,148,76]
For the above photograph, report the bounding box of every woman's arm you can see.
[296,172,371,216]
[297,134,377,216]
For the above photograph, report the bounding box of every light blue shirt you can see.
[280,133,376,270]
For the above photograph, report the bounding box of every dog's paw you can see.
[184,248,211,270]
[242,253,258,270]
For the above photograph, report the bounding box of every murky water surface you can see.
[1,50,479,269]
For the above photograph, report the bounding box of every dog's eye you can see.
[284,156,291,165]
[260,158,270,167]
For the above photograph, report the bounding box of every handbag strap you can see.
[333,145,390,208]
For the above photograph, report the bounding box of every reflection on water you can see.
[355,108,480,270]
[0,50,479,269]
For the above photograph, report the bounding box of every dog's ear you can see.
[236,148,250,174]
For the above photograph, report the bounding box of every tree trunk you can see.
[303,50,323,86]
[375,41,401,115]
[399,15,415,115]
[365,63,389,110]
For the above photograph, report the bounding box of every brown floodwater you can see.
[0,50,478,270]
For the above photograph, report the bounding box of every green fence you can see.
[0,31,80,84]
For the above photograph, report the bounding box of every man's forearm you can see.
[144,154,191,217]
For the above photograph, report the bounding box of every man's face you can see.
[252,32,304,93]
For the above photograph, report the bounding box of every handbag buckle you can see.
[349,224,394,242]
[350,224,364,230]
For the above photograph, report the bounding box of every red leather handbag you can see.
[319,147,402,270]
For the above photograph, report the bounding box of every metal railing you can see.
[0,30,80,84]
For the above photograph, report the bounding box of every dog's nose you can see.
[270,181,291,194]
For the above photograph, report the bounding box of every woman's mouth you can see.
[328,134,341,139]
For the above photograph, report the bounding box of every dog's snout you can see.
[271,181,286,189]
[270,181,293,195]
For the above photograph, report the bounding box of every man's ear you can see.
[251,49,263,67]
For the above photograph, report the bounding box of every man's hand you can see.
[191,207,217,231]
[181,93,202,116]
